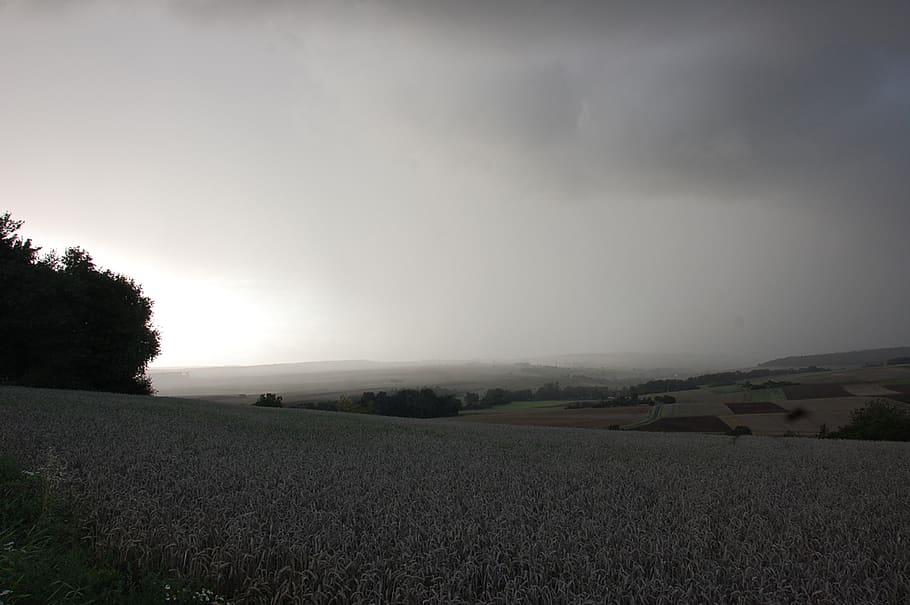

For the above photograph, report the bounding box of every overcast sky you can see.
[2,0,909,368]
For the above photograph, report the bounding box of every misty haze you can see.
[1,1,909,603]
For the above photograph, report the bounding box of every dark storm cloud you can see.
[5,0,909,363]
[204,0,908,213]
[8,0,909,211]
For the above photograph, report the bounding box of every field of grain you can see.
[743,387,786,402]
[451,404,651,428]
[658,401,732,418]
[632,415,732,433]
[2,386,910,604]
[783,384,852,400]
[725,402,787,414]
[462,399,567,412]
[843,383,903,397]
[665,388,748,404]
[776,366,910,385]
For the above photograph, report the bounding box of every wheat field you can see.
[1,386,909,604]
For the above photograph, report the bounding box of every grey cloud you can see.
[3,0,909,365]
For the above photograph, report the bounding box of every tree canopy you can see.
[828,399,910,442]
[0,212,160,394]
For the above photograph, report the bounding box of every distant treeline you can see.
[307,388,461,418]
[760,347,910,368]
[461,367,825,409]
[629,367,826,395]
[463,383,618,409]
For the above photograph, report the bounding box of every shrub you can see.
[727,425,752,436]
[828,399,910,442]
[253,393,283,408]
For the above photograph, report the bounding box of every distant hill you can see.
[760,347,910,368]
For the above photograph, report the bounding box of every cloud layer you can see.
[2,0,908,365]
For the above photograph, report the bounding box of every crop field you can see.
[725,402,787,414]
[777,366,910,385]
[2,386,910,604]
[704,384,744,394]
[782,384,851,400]
[657,401,731,418]
[744,387,786,402]
[469,399,567,411]
[632,415,732,433]
[660,388,746,404]
[451,404,651,428]
[843,383,904,397]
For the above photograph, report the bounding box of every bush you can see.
[828,399,910,442]
[727,425,752,436]
[253,393,283,408]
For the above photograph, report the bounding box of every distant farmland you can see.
[2,386,909,603]
[454,364,910,436]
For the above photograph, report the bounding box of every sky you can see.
[2,0,909,368]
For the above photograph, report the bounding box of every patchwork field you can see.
[454,366,910,436]
[633,415,731,433]
[782,383,851,399]
[3,386,909,604]
[461,399,566,412]
[658,401,731,417]
[745,387,786,402]
[451,403,652,428]
[776,365,910,385]
[843,383,904,397]
[726,402,787,414]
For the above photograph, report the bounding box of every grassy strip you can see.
[490,399,568,410]
[706,384,744,394]
[0,453,223,605]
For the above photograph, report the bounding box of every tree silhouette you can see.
[0,212,160,394]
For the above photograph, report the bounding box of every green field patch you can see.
[488,399,569,411]
[746,387,785,402]
[706,384,744,394]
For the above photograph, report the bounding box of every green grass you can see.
[746,387,786,402]
[475,399,568,411]
[459,399,564,414]
[705,384,744,394]
[0,453,219,605]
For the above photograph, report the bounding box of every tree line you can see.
[340,389,460,418]
[0,213,160,394]
[460,366,828,410]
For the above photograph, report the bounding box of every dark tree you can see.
[828,399,910,442]
[727,425,752,436]
[253,393,284,408]
[350,388,458,418]
[0,213,160,394]
[535,381,562,400]
[462,391,480,408]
